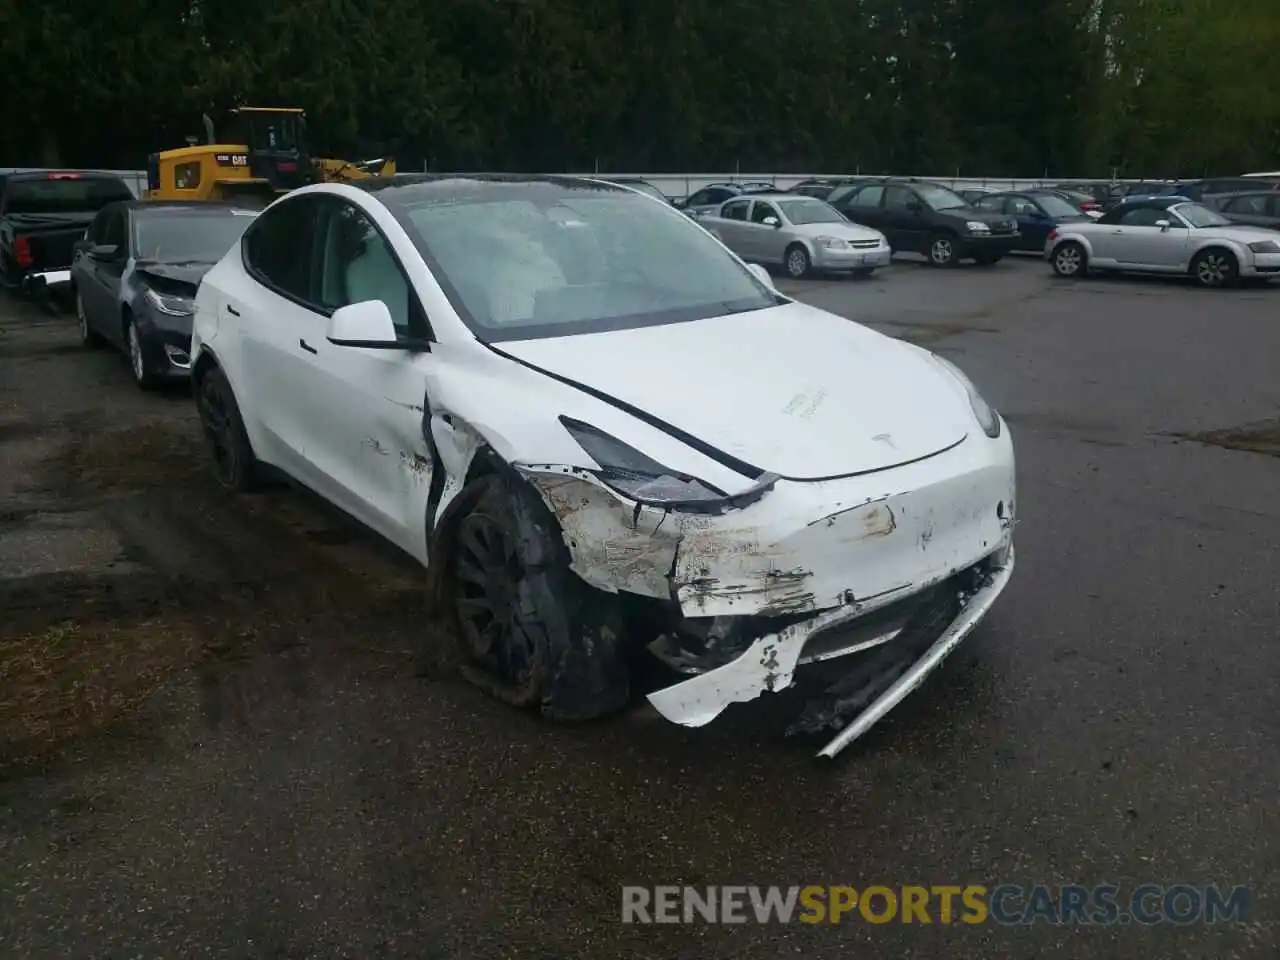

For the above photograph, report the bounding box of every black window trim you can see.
[241,192,434,342]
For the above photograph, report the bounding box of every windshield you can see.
[1174,203,1232,228]
[776,198,844,225]
[4,176,134,215]
[387,183,777,341]
[916,184,969,211]
[134,210,257,262]
[1034,194,1083,217]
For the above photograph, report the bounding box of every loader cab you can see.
[216,107,316,191]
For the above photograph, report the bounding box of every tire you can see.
[928,233,959,267]
[76,290,104,347]
[124,315,156,390]
[1051,241,1088,278]
[443,472,629,721]
[784,244,812,279]
[195,364,260,491]
[1190,247,1238,288]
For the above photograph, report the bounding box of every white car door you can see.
[743,200,783,260]
[234,194,330,482]
[1096,205,1182,267]
[296,196,436,561]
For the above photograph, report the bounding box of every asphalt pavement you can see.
[1,257,1277,958]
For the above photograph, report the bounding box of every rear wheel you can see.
[444,472,629,720]
[1191,248,1238,288]
[195,365,259,491]
[1051,241,1087,278]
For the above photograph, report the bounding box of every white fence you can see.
[4,166,1157,202]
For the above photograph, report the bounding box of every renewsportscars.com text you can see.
[621,884,1250,926]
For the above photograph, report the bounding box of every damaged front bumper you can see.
[519,421,1016,759]
[649,546,1013,758]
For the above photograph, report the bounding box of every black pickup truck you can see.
[0,171,136,295]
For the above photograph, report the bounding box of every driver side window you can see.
[314,199,418,337]
[749,201,778,224]
[1118,207,1171,227]
[721,199,750,221]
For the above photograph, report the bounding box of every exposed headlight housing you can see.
[930,355,1002,438]
[144,288,195,317]
[816,236,848,249]
[558,417,778,513]
[1247,240,1280,254]
[966,221,991,234]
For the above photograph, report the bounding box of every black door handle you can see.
[226,305,240,316]
[299,338,317,354]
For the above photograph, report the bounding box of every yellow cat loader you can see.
[144,107,396,207]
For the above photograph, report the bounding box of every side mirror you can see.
[1155,219,1172,232]
[89,243,118,260]
[762,216,780,227]
[747,262,776,290]
[326,300,415,350]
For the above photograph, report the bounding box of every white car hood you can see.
[791,221,883,242]
[1202,223,1280,244]
[498,301,972,481]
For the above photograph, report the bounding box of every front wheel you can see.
[1051,241,1088,278]
[1191,248,1238,288]
[76,291,104,347]
[195,365,260,491]
[125,317,156,390]
[784,244,812,279]
[928,234,959,267]
[443,472,629,720]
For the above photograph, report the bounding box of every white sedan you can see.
[189,175,1016,759]
[1046,197,1280,287]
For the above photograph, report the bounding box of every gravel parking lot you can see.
[1,256,1277,958]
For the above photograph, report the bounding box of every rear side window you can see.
[849,185,884,207]
[2,176,134,214]
[1225,194,1268,215]
[242,197,317,302]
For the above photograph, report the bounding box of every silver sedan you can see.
[1046,199,1280,288]
[699,193,891,279]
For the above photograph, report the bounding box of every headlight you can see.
[816,236,848,250]
[930,355,1001,439]
[965,221,991,234]
[560,417,726,503]
[1247,240,1280,254]
[144,288,195,316]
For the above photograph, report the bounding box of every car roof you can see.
[356,172,632,198]
[727,192,805,201]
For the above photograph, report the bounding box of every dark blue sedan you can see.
[69,201,256,389]
[974,190,1091,252]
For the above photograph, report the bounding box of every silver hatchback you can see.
[700,193,891,278]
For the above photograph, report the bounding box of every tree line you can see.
[1,0,1276,178]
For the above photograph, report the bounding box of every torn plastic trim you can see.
[646,545,1014,750]
[816,545,1014,759]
